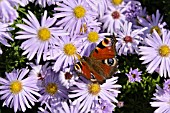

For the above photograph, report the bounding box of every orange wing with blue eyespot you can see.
[74,35,117,83]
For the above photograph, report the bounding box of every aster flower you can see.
[38,69,68,109]
[86,0,107,18]
[153,85,165,98]
[29,62,51,86]
[69,76,121,113]
[128,6,147,26]
[80,26,110,56]
[107,0,128,8]
[116,21,147,55]
[15,10,68,64]
[124,1,142,24]
[150,85,170,113]
[79,19,102,35]
[51,100,80,113]
[47,35,83,72]
[117,101,124,108]
[126,68,142,83]
[91,99,115,113]
[54,0,98,36]
[88,0,127,18]
[0,22,13,54]
[9,0,28,7]
[124,0,139,2]
[101,5,127,34]
[107,0,131,10]
[40,99,80,113]
[0,0,20,22]
[163,79,170,93]
[58,67,78,89]
[138,7,147,18]
[0,68,41,113]
[20,0,34,6]
[139,29,170,77]
[135,10,166,35]
[38,99,62,113]
[35,0,57,7]
[38,107,50,113]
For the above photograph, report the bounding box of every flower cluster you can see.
[0,0,169,113]
[150,81,170,113]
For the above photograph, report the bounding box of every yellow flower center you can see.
[10,80,23,94]
[73,6,86,18]
[38,27,51,41]
[88,83,101,95]
[87,32,99,43]
[150,26,161,35]
[63,43,76,56]
[45,83,58,95]
[112,0,123,5]
[159,45,170,57]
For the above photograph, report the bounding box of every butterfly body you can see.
[75,37,117,83]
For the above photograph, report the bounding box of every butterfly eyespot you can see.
[74,63,82,73]
[90,73,95,79]
[74,64,80,70]
[104,38,109,44]
[90,79,98,83]
[90,73,98,82]
[103,58,117,66]
[102,38,112,47]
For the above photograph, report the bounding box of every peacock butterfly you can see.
[74,35,117,83]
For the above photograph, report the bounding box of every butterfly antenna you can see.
[74,53,82,63]
[112,33,117,46]
[76,53,82,60]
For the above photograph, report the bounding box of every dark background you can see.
[0,0,169,113]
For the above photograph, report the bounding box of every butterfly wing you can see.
[101,58,117,78]
[88,37,117,80]
[89,38,116,60]
[90,69,105,82]
[85,57,117,83]
[74,36,117,83]
[74,61,91,80]
[74,57,105,82]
